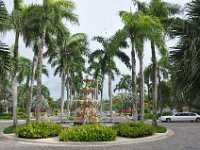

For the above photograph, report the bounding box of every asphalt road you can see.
[0,121,200,150]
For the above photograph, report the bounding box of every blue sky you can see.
[2,0,190,100]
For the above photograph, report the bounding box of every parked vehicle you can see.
[160,112,200,122]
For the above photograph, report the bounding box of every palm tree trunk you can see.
[60,67,65,120]
[26,53,38,123]
[36,29,45,123]
[151,41,158,126]
[131,39,138,121]
[66,67,70,118]
[12,31,20,127]
[158,72,163,115]
[12,76,18,126]
[100,75,104,116]
[139,54,144,122]
[108,73,112,121]
[96,79,98,100]
[147,84,151,112]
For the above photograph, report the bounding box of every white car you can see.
[160,112,200,122]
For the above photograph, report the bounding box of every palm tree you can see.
[0,42,10,76]
[170,0,200,111]
[114,74,132,94]
[90,30,131,121]
[87,56,104,115]
[120,10,164,121]
[133,0,181,126]
[0,1,10,76]
[22,0,78,122]
[10,0,25,127]
[144,65,152,112]
[46,30,88,120]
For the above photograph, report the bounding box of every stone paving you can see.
[0,121,200,150]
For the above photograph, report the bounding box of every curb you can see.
[2,129,174,147]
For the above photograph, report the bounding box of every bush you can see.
[59,124,117,142]
[0,113,12,120]
[153,125,167,133]
[15,121,62,138]
[112,122,154,138]
[3,126,17,134]
[144,113,153,119]
[0,113,26,120]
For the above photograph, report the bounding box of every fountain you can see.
[75,76,99,124]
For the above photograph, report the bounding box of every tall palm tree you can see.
[10,0,25,127]
[22,0,78,122]
[46,30,88,120]
[90,30,131,121]
[87,56,104,115]
[133,0,180,125]
[144,65,152,112]
[120,10,164,121]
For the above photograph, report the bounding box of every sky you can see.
[2,0,190,100]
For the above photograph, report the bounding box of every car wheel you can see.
[166,118,171,123]
[196,118,200,122]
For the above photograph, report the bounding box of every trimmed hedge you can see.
[112,122,154,138]
[3,126,17,134]
[0,113,26,120]
[153,125,167,133]
[15,121,62,138]
[59,124,117,142]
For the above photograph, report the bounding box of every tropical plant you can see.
[45,30,88,119]
[120,9,165,122]
[10,0,26,127]
[170,0,200,111]
[114,74,132,94]
[133,0,181,126]
[90,30,131,120]
[22,0,78,122]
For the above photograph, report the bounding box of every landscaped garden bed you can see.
[3,121,167,142]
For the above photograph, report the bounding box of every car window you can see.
[175,114,180,116]
[189,113,196,116]
[180,113,189,116]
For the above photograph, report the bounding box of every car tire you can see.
[166,118,171,123]
[196,118,200,122]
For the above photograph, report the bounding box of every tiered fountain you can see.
[75,76,99,123]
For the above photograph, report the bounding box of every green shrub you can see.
[153,125,167,133]
[3,126,16,134]
[0,113,26,120]
[0,113,12,120]
[144,113,153,119]
[113,122,154,138]
[68,116,76,121]
[15,121,62,138]
[59,124,117,142]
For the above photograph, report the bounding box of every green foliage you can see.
[153,125,167,133]
[3,126,17,134]
[0,113,12,120]
[59,124,117,142]
[112,122,154,138]
[0,113,26,120]
[15,121,62,138]
[144,113,153,119]
[68,116,76,121]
